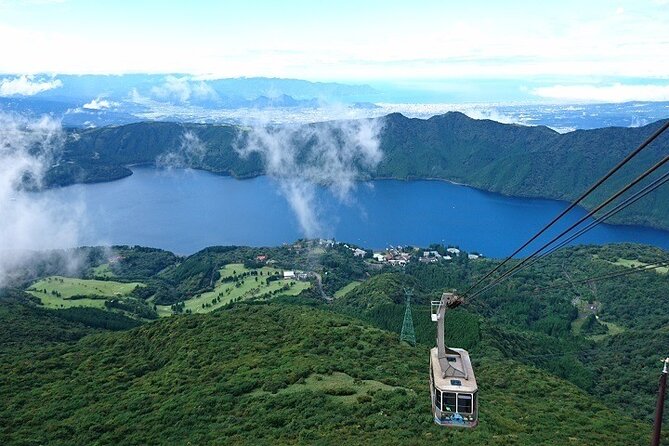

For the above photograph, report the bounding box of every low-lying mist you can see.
[0,113,85,287]
[156,130,207,169]
[234,117,384,238]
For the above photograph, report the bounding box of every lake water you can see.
[42,167,669,257]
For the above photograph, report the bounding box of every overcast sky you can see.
[1,0,669,101]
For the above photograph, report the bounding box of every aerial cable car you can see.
[430,292,478,427]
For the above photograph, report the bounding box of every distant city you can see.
[1,74,668,130]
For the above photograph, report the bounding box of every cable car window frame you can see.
[443,392,456,412]
[457,393,473,414]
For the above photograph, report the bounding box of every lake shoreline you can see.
[49,164,669,233]
[33,167,669,256]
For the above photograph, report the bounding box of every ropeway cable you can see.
[462,120,669,298]
[469,169,669,288]
[468,154,669,299]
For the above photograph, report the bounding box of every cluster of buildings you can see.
[338,243,368,258]
[419,250,452,264]
[282,270,311,281]
[318,239,336,248]
[371,246,413,267]
[255,240,482,277]
[254,254,310,281]
[369,246,482,267]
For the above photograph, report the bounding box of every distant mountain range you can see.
[3,74,669,129]
[46,112,669,231]
[0,74,378,103]
[0,75,380,126]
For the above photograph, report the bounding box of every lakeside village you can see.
[255,239,484,283]
[318,238,483,264]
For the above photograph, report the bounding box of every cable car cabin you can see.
[429,347,478,427]
[429,292,478,427]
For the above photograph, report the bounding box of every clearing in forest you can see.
[26,276,144,309]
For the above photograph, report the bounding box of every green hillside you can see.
[2,241,669,444]
[0,302,653,446]
[377,113,669,230]
[49,113,669,229]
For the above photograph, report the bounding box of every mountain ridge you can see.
[2,241,669,444]
[47,112,669,230]
[0,300,653,445]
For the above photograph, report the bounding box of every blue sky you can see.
[0,0,668,101]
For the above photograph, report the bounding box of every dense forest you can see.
[1,241,669,444]
[47,113,669,229]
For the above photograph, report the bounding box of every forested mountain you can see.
[0,301,654,445]
[378,113,669,230]
[2,241,669,444]
[48,113,669,230]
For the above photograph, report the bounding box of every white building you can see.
[283,271,296,280]
[353,248,367,258]
[446,248,461,255]
[318,239,335,247]
[373,253,387,262]
[419,256,438,264]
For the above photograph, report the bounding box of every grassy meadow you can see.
[156,263,311,316]
[27,276,144,309]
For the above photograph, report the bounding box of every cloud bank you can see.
[82,97,118,110]
[0,113,84,287]
[532,83,669,103]
[235,118,383,237]
[150,76,218,104]
[0,75,62,96]
[156,130,207,168]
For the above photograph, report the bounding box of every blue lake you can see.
[44,167,669,257]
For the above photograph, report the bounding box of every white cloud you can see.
[531,83,669,102]
[150,76,217,103]
[0,113,85,286]
[82,97,117,110]
[235,118,384,237]
[0,3,668,83]
[128,87,149,104]
[156,130,207,168]
[0,74,62,96]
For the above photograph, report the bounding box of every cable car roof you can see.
[431,347,478,393]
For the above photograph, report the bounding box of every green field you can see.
[25,264,310,316]
[156,263,311,316]
[27,276,144,309]
[611,258,668,274]
[334,281,362,299]
[572,315,625,338]
[250,371,407,403]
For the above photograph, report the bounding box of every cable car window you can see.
[435,389,442,410]
[443,392,456,412]
[457,393,473,414]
